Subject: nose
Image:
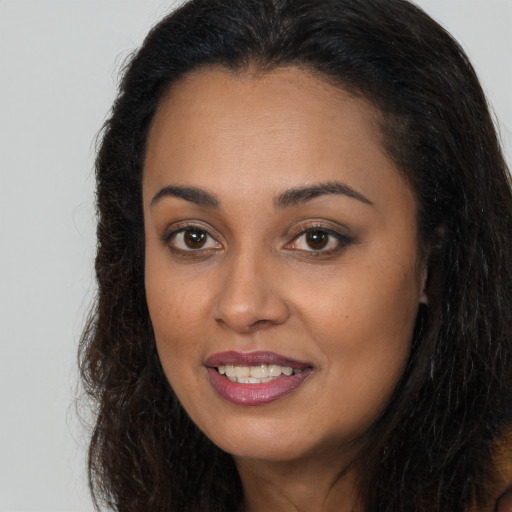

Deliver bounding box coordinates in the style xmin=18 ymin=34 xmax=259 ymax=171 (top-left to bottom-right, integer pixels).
xmin=213 ymin=251 xmax=290 ymax=333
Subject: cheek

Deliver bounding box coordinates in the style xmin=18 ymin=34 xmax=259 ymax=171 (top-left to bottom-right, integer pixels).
xmin=145 ymin=232 xmax=208 ymax=331
xmin=148 ymin=284 xmax=199 ymax=335
xmin=293 ymin=258 xmax=420 ymax=341
xmin=145 ymin=259 xmax=206 ymax=375
xmin=146 ymin=283 xmax=211 ymax=430
xmin=291 ymin=258 xmax=420 ymax=398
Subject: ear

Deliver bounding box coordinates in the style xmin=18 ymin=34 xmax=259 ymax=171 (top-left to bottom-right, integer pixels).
xmin=419 ymin=264 xmax=428 ymax=305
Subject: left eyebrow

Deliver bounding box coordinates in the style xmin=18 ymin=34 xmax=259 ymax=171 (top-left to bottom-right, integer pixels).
xmin=274 ymin=181 xmax=373 ymax=209
xmin=150 ymin=185 xmax=220 ymax=208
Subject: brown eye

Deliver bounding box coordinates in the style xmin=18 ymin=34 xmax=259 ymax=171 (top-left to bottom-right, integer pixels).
xmin=167 ymin=226 xmax=221 ymax=253
xmin=285 ymin=226 xmax=351 ymax=255
xmin=305 ymin=230 xmax=329 ymax=250
xmin=184 ymin=229 xmax=207 ymax=249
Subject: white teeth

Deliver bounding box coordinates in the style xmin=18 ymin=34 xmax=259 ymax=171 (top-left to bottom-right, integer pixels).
xmin=225 ymin=365 xmax=236 ymax=378
xmin=216 ymin=364 xmax=304 ymax=382
xmin=250 ymin=365 xmax=268 ymax=378
xmin=227 ymin=375 xmax=269 ymax=383
xmin=234 ymin=366 xmax=250 ymax=378
xmin=268 ymin=364 xmax=281 ymax=377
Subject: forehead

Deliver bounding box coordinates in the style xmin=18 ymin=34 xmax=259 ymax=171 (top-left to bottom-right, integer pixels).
xmin=143 ymin=66 xmax=411 ymax=213
xmin=150 ymin=66 xmax=383 ymax=149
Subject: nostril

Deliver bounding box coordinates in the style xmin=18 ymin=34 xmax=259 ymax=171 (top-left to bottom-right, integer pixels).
xmin=248 ymin=319 xmax=273 ymax=330
xmin=215 ymin=316 xmax=276 ymax=333
xmin=212 ymin=263 xmax=291 ymax=332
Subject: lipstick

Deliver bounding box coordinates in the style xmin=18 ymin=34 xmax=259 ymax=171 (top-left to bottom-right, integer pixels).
xmin=205 ymin=351 xmax=312 ymax=406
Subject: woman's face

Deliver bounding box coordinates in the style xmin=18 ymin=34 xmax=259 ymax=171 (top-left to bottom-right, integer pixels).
xmin=143 ymin=67 xmax=426 ymax=465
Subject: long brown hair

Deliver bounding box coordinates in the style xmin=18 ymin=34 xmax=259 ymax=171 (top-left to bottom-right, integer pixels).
xmin=80 ymin=1 xmax=512 ymax=510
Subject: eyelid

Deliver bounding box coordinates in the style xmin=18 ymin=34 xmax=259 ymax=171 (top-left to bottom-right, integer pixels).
xmin=286 ymin=219 xmax=352 ymax=240
xmin=161 ymin=219 xmax=352 ymax=257
xmin=284 ymin=220 xmax=353 ymax=255
xmin=162 ymin=221 xmax=223 ymax=253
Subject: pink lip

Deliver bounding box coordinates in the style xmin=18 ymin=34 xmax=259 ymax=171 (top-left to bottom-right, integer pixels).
xmin=205 ymin=351 xmax=312 ymax=406
xmin=205 ymin=350 xmax=310 ymax=369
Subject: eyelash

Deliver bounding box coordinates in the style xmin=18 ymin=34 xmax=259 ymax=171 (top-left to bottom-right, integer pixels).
xmin=163 ymin=223 xmax=221 ymax=257
xmin=162 ymin=223 xmax=352 ymax=258
xmin=285 ymin=224 xmax=352 ymax=257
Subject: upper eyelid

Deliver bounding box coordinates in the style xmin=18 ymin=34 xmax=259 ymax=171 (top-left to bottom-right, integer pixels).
xmin=286 ymin=219 xmax=352 ymax=238
xmin=161 ymin=219 xmax=352 ymax=247
xmin=285 ymin=223 xmax=354 ymax=255
xmin=163 ymin=225 xmax=222 ymax=254
xmin=162 ymin=221 xmax=218 ymax=242
xmin=288 ymin=227 xmax=351 ymax=248
xmin=292 ymin=226 xmax=346 ymax=239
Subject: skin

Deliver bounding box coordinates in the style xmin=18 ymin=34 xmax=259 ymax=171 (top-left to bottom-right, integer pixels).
xmin=498 ymin=490 xmax=512 ymax=512
xmin=143 ymin=66 xmax=428 ymax=512
xmin=494 ymin=428 xmax=512 ymax=512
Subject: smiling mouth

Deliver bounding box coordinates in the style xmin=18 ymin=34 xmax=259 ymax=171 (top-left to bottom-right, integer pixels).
xmin=217 ymin=364 xmax=305 ymax=383
xmin=205 ymin=351 xmax=313 ymax=405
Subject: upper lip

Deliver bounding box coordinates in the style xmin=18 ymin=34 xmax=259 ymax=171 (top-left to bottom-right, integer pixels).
xmin=205 ymin=350 xmax=311 ymax=370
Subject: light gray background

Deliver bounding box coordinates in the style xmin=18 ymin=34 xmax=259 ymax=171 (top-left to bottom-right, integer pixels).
xmin=0 ymin=1 xmax=510 ymax=510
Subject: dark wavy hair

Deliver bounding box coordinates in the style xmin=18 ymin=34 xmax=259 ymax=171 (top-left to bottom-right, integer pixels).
xmin=79 ymin=0 xmax=512 ymax=510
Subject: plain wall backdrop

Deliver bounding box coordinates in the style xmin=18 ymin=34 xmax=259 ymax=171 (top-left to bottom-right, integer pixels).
xmin=0 ymin=1 xmax=510 ymax=510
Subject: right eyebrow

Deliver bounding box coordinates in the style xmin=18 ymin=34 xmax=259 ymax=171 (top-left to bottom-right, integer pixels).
xmin=274 ymin=180 xmax=373 ymax=209
xmin=150 ymin=185 xmax=220 ymax=208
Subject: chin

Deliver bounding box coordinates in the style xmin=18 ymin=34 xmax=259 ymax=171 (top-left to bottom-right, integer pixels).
xmin=196 ymin=410 xmax=361 ymax=466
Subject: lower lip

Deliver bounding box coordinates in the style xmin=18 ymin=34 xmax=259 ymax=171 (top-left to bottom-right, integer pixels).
xmin=206 ymin=367 xmax=312 ymax=406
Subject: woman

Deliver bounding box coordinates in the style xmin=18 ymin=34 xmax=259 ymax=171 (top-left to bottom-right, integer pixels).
xmin=80 ymin=0 xmax=512 ymax=510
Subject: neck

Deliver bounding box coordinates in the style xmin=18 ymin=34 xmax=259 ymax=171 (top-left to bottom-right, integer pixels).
xmin=235 ymin=454 xmax=363 ymax=512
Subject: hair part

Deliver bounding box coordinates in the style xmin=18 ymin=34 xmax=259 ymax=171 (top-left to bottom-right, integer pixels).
xmin=80 ymin=1 xmax=512 ymax=510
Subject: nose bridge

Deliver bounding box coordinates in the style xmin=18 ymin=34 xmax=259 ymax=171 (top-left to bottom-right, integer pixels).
xmin=213 ymin=244 xmax=289 ymax=332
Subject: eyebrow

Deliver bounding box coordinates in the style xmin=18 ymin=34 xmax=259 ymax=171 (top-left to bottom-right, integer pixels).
xmin=274 ymin=181 xmax=373 ymax=209
xmin=150 ymin=180 xmax=373 ymax=210
xmin=151 ymin=185 xmax=220 ymax=208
